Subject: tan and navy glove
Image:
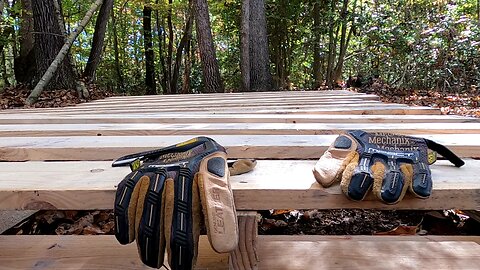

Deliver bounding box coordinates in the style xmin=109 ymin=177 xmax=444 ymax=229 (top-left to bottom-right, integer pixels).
xmin=313 ymin=130 xmax=464 ymax=204
xmin=112 ymin=137 xmax=254 ymax=269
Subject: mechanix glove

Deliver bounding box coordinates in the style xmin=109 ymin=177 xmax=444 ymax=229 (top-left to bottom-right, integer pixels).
xmin=112 ymin=137 xmax=251 ymax=269
xmin=313 ymin=130 xmax=464 ymax=204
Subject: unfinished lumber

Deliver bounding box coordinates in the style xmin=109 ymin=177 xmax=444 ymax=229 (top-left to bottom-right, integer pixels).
xmin=0 ymin=113 xmax=476 ymax=125
xmin=0 ymin=104 xmax=439 ymax=116
xmin=0 ymin=122 xmax=477 ymax=137
xmin=0 ymin=159 xmax=477 ymax=210
xmin=0 ymin=235 xmax=478 ymax=270
xmin=1 ymin=134 xmax=479 ymax=161
xmin=0 ymin=235 xmax=228 ymax=270
xmin=256 ymin=239 xmax=480 ymax=269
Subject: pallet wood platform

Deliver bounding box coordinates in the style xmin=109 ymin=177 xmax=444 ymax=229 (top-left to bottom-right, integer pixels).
xmin=1 ymin=90 xmax=479 ymax=269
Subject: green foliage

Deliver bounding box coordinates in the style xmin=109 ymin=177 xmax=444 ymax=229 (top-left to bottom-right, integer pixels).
xmin=2 ymin=0 xmax=479 ymax=93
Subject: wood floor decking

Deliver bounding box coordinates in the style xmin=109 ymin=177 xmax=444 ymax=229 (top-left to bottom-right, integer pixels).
xmin=0 ymin=90 xmax=479 ymax=269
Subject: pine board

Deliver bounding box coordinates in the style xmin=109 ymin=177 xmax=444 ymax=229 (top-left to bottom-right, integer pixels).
xmin=0 ymin=113 xmax=475 ymax=125
xmin=0 ymin=159 xmax=478 ymax=210
xmin=0 ymin=122 xmax=477 ymax=137
xmin=0 ymin=235 xmax=478 ymax=270
xmin=1 ymin=104 xmax=439 ymax=115
xmin=0 ymin=134 xmax=478 ymax=161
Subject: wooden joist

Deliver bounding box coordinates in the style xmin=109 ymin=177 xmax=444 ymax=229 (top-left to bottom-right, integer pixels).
xmin=0 ymin=235 xmax=478 ymax=270
xmin=0 ymin=159 xmax=477 ymax=211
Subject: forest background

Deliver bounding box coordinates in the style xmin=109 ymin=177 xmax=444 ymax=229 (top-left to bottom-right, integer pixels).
xmin=0 ymin=0 xmax=479 ymax=101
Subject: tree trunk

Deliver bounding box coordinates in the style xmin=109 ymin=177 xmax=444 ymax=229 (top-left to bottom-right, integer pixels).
xmin=171 ymin=0 xmax=193 ymax=94
xmin=143 ymin=4 xmax=156 ymax=95
xmin=193 ymin=0 xmax=224 ymax=93
xmin=83 ymin=0 xmax=114 ymax=82
xmin=52 ymin=0 xmax=66 ymax=36
xmin=181 ymin=35 xmax=192 ymax=94
xmin=333 ymin=0 xmax=353 ymax=82
xmin=240 ymin=0 xmax=250 ymax=92
xmin=111 ymin=10 xmax=124 ymax=90
xmin=14 ymin=0 xmax=35 ymax=85
xmin=155 ymin=2 xmax=168 ymax=93
xmin=312 ymin=0 xmax=323 ymax=88
xmin=325 ymin=0 xmax=337 ymax=89
xmin=165 ymin=0 xmax=173 ymax=94
xmin=26 ymin=0 xmax=103 ymax=105
xmin=248 ymin=0 xmax=273 ymax=92
xmin=30 ymin=0 xmax=77 ymax=91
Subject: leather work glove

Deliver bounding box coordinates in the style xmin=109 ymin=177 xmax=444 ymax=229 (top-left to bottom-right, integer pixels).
xmin=313 ymin=130 xmax=464 ymax=204
xmin=112 ymin=137 xmax=255 ymax=269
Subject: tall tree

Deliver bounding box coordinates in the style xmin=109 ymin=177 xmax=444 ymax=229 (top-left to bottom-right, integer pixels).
xmin=241 ymin=0 xmax=273 ymax=92
xmin=30 ymin=0 xmax=77 ymax=90
xmin=26 ymin=0 xmax=103 ymax=105
xmin=240 ymin=0 xmax=250 ymax=92
xmin=111 ymin=10 xmax=124 ymax=90
xmin=193 ymin=0 xmax=224 ymax=93
xmin=333 ymin=0 xmax=356 ymax=82
xmin=325 ymin=0 xmax=338 ymax=88
xmin=171 ymin=0 xmax=193 ymax=94
xmin=83 ymin=0 xmax=114 ymax=82
xmin=312 ymin=0 xmax=325 ymax=88
xmin=13 ymin=0 xmax=34 ymax=85
xmin=143 ymin=3 xmax=156 ymax=95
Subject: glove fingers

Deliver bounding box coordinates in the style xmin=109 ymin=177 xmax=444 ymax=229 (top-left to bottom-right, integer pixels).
xmin=199 ymin=152 xmax=239 ymax=253
xmin=373 ymin=161 xmax=410 ymax=204
xmin=114 ymin=170 xmax=148 ymax=245
xmin=163 ymin=178 xmax=174 ymax=269
xmin=228 ymin=159 xmax=257 ymax=176
xmin=314 ymin=134 xmax=359 ymax=187
xmin=341 ymin=152 xmax=374 ymax=201
xmin=409 ymin=162 xmax=432 ymax=198
xmin=136 ymin=170 xmax=168 ymax=268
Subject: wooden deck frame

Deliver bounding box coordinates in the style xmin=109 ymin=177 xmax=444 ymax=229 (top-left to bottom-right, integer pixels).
xmin=1 ymin=90 xmax=479 ymax=269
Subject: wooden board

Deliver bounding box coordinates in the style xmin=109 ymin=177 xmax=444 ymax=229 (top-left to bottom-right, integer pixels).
xmin=0 ymin=235 xmax=478 ymax=270
xmin=1 ymin=134 xmax=479 ymax=161
xmin=0 ymin=113 xmax=475 ymax=125
xmin=0 ymin=235 xmax=228 ymax=270
xmin=0 ymin=122 xmax=478 ymax=137
xmin=0 ymin=159 xmax=478 ymax=210
xmin=257 ymin=239 xmax=480 ymax=270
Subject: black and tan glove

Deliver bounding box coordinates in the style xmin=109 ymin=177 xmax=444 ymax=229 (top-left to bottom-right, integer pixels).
xmin=112 ymin=137 xmax=255 ymax=269
xmin=313 ymin=130 xmax=464 ymax=204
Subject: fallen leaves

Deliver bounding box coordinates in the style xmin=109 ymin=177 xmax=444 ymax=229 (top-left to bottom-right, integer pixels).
xmin=4 ymin=210 xmax=115 ymax=236
xmin=0 ymin=83 xmax=114 ymax=110
xmin=351 ymin=81 xmax=480 ymax=118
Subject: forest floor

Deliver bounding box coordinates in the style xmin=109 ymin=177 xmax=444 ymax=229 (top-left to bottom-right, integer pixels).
xmin=1 ymin=83 xmax=479 ymax=236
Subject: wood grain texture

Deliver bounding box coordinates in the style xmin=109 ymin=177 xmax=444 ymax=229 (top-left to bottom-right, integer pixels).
xmin=1 ymin=104 xmax=439 ymax=115
xmin=0 ymin=235 xmax=478 ymax=270
xmin=0 ymin=113 xmax=476 ymax=125
xmin=0 ymin=134 xmax=479 ymax=161
xmin=0 ymin=122 xmax=478 ymax=137
xmin=256 ymin=239 xmax=480 ymax=269
xmin=0 ymin=235 xmax=228 ymax=270
xmin=0 ymin=159 xmax=477 ymax=210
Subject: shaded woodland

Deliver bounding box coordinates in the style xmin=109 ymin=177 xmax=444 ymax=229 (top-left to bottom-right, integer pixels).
xmin=0 ymin=0 xmax=479 ymax=101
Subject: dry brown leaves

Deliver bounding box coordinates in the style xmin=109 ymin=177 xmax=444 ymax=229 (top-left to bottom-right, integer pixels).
xmin=5 ymin=210 xmax=115 ymax=235
xmin=0 ymin=83 xmax=114 ymax=110
xmin=352 ymin=81 xmax=480 ymax=118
